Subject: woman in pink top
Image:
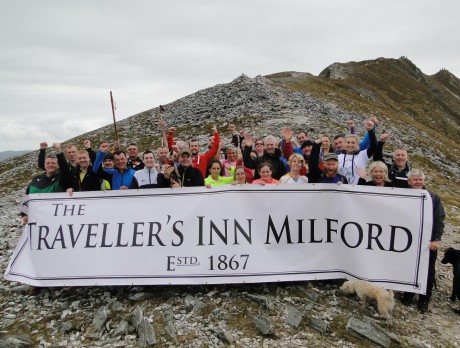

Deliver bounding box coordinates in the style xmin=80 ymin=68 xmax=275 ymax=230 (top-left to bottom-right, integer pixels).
xmin=252 ymin=162 xmax=279 ymax=186
xmin=222 ymin=146 xmax=239 ymax=176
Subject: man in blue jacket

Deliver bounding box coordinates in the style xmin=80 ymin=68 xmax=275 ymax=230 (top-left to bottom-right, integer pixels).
xmin=93 ymin=142 xmax=136 ymax=190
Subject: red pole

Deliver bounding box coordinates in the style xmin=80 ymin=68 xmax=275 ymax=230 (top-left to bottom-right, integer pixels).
xmin=110 ymin=91 xmax=119 ymax=144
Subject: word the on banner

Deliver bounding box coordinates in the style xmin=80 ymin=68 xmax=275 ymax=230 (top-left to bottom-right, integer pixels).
xmin=5 ymin=184 xmax=432 ymax=293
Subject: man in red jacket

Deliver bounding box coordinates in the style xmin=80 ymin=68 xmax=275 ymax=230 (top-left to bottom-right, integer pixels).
xmin=188 ymin=126 xmax=220 ymax=178
xmin=167 ymin=125 xmax=220 ymax=178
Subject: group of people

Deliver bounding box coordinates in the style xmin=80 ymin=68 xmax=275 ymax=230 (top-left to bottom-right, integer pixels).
xmin=24 ymin=115 xmax=445 ymax=314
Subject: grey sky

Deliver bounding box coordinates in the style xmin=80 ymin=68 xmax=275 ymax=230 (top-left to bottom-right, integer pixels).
xmin=1 ymin=0 xmax=458 ymax=152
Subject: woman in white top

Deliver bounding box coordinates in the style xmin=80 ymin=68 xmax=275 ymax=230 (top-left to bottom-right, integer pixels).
xmin=338 ymin=119 xmax=377 ymax=185
xmin=279 ymin=154 xmax=309 ymax=184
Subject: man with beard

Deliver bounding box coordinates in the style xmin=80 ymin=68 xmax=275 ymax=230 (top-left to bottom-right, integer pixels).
xmin=308 ymin=139 xmax=348 ymax=184
xmin=188 ymin=126 xmax=220 ymax=178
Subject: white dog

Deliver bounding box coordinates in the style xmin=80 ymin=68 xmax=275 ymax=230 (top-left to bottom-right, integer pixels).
xmin=341 ymin=280 xmax=395 ymax=320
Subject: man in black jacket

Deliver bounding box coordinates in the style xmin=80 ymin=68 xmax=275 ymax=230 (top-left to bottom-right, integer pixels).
xmin=38 ymin=140 xmax=96 ymax=171
xmin=402 ymin=169 xmax=445 ymax=313
xmin=56 ymin=144 xmax=102 ymax=195
xmin=373 ymin=134 xmax=411 ymax=188
xmin=308 ymin=141 xmax=348 ymax=184
xmin=126 ymin=142 xmax=145 ymax=171
xmin=162 ymin=149 xmax=204 ymax=187
xmin=243 ymin=134 xmax=287 ymax=180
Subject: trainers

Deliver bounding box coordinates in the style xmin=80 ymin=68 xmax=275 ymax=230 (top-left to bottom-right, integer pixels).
xmin=418 ymin=301 xmax=429 ymax=314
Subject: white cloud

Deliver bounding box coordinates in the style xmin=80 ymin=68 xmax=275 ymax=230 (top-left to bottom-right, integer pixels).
xmin=0 ymin=0 xmax=459 ymax=151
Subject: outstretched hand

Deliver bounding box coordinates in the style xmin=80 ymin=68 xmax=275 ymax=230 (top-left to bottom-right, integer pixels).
xmin=282 ymin=127 xmax=293 ymax=142
xmin=52 ymin=143 xmax=62 ymax=154
xmin=364 ymin=120 xmax=375 ymax=131
xmin=99 ymin=142 xmax=110 ymax=153
xmin=244 ymin=133 xmax=254 ymax=147
xmin=370 ymin=115 xmax=379 ymax=126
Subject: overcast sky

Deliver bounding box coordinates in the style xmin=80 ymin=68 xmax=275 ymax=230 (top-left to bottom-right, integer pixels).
xmin=0 ymin=0 xmax=458 ymax=152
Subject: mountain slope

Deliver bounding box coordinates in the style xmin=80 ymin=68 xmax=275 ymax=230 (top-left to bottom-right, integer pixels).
xmin=0 ymin=57 xmax=459 ymax=219
xmin=266 ymin=57 xmax=460 ymax=212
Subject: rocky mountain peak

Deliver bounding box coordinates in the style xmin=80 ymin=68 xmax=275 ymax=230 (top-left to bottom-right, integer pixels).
xmin=318 ymin=62 xmax=353 ymax=80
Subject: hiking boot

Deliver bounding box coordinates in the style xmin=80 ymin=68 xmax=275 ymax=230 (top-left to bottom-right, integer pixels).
xmin=401 ymin=293 xmax=414 ymax=306
xmin=418 ymin=300 xmax=429 ymax=314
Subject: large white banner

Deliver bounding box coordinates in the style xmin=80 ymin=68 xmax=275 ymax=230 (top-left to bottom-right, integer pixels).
xmin=5 ymin=184 xmax=433 ymax=293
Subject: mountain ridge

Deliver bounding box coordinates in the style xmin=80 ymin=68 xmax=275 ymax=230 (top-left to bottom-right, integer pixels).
xmin=0 ymin=56 xmax=459 ymax=219
xmin=0 ymin=150 xmax=30 ymax=161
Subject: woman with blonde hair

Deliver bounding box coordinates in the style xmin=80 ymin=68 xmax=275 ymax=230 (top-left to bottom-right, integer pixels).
xmin=222 ymin=146 xmax=239 ymax=176
xmin=357 ymin=161 xmax=393 ymax=187
xmin=279 ymin=154 xmax=308 ymax=184
xmin=320 ymin=135 xmax=333 ymax=158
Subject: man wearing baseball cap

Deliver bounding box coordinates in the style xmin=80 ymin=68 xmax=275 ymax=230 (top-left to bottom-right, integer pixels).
xmin=162 ymin=149 xmax=205 ymax=187
xmin=308 ymin=140 xmax=348 ymax=184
